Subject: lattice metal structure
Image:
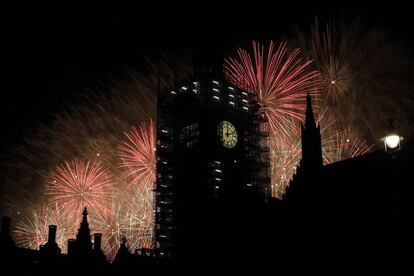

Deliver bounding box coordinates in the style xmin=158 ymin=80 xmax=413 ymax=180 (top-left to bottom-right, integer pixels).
xmin=154 ymin=75 xmax=270 ymax=258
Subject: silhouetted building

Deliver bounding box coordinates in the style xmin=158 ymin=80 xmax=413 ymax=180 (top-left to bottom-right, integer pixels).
xmin=112 ymin=238 xmax=132 ymax=266
xmin=39 ymin=225 xmax=61 ymax=257
xmin=92 ymin=233 xmax=106 ymax=263
xmin=0 ymin=217 xmax=15 ymax=250
xmin=281 ymin=93 xmax=414 ymax=275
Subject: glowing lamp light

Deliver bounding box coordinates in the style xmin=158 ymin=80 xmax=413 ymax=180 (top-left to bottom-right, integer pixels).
xmin=386 ymin=134 xmax=402 ymax=152
xmin=385 ymin=135 xmax=400 ymax=149
xmin=381 ymin=133 xmax=403 ymax=153
xmin=381 ymin=119 xmax=403 ymax=153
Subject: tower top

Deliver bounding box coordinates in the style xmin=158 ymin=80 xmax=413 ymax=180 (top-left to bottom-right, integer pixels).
xmin=304 ymin=92 xmax=317 ymax=130
xmin=82 ymin=207 xmax=88 ymax=218
xmin=193 ymin=49 xmax=224 ymax=79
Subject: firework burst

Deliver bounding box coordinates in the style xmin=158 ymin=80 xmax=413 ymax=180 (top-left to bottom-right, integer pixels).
xmin=296 ymin=17 xmax=352 ymax=103
xmin=118 ymin=120 xmax=156 ymax=189
xmin=224 ymin=40 xmax=320 ymax=138
xmin=293 ymin=16 xmax=414 ymax=141
xmin=46 ymin=159 xmax=114 ymax=218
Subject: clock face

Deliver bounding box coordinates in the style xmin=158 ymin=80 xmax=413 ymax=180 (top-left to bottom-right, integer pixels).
xmin=218 ymin=120 xmax=238 ymax=148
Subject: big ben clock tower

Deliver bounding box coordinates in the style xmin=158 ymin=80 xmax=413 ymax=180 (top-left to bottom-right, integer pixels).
xmin=154 ymin=64 xmax=271 ymax=260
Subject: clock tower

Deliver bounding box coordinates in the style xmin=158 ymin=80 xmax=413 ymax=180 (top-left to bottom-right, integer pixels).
xmin=154 ymin=69 xmax=271 ymax=260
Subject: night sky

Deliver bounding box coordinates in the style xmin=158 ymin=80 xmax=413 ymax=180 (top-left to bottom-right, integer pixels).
xmin=2 ymin=5 xmax=414 ymax=149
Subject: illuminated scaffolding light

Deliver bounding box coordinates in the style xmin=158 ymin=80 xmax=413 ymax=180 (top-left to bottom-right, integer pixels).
xmin=213 ymin=80 xmax=219 ymax=85
xmin=242 ymin=106 xmax=249 ymax=111
xmin=229 ymin=94 xmax=235 ymax=98
xmin=229 ymin=101 xmax=235 ymax=106
xmin=228 ymin=86 xmax=235 ymax=91
xmin=170 ymin=91 xmax=176 ymax=95
xmin=181 ymin=86 xmax=188 ymax=91
xmin=213 ymin=88 xmax=219 ymax=92
xmin=213 ymin=95 xmax=220 ymax=100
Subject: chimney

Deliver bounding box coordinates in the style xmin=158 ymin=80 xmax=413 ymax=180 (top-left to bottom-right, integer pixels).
xmin=94 ymin=233 xmax=102 ymax=251
xmin=1 ymin=217 xmax=11 ymax=237
xmin=67 ymin=239 xmax=76 ymax=256
xmin=48 ymin=225 xmax=57 ymax=244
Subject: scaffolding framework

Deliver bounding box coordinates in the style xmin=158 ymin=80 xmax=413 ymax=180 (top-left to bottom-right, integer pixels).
xmin=154 ymin=76 xmax=270 ymax=258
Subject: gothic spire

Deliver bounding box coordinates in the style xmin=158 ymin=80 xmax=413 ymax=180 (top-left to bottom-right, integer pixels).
xmin=300 ymin=92 xmax=323 ymax=170
xmin=304 ymin=92 xmax=317 ymax=130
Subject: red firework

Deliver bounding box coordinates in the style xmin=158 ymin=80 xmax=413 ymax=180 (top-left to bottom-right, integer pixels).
xmin=322 ymin=129 xmax=374 ymax=164
xmin=118 ymin=120 xmax=156 ymax=189
xmin=224 ymin=41 xmax=320 ymax=138
xmin=46 ymin=159 xmax=114 ymax=218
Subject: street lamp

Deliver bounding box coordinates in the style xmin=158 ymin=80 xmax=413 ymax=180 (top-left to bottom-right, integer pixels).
xmin=381 ymin=119 xmax=403 ymax=153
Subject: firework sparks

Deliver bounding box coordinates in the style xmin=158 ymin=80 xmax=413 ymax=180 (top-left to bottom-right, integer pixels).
xmin=224 ymin=40 xmax=320 ymax=138
xmin=118 ymin=120 xmax=156 ymax=189
xmin=14 ymin=203 xmax=75 ymax=252
xmin=46 ymin=159 xmax=114 ymax=217
xmin=91 ymin=187 xmax=154 ymax=261
xmin=323 ymin=129 xmax=374 ymax=164
xmin=297 ymin=18 xmax=352 ymax=103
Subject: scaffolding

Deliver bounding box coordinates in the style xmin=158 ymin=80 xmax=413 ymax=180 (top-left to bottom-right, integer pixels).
xmin=154 ymin=76 xmax=271 ymax=258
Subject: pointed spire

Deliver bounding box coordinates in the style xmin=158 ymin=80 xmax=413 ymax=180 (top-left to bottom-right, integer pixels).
xmin=304 ymin=92 xmax=317 ymax=129
xmin=76 ymin=207 xmax=92 ymax=254
xmin=82 ymin=207 xmax=88 ymax=223
xmin=300 ymin=92 xmax=323 ymax=171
